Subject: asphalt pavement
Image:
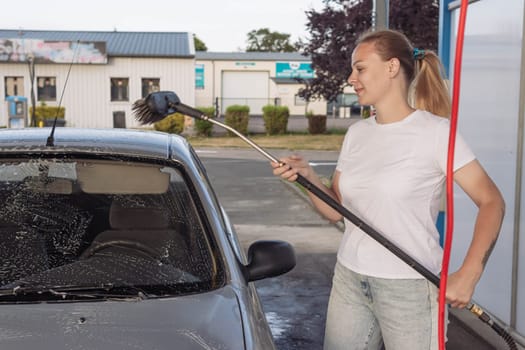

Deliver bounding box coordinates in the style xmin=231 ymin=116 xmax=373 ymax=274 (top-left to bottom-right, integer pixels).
xmin=198 ymin=115 xmax=521 ymax=349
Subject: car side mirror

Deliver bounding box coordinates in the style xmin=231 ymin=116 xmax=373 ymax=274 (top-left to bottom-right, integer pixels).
xmin=244 ymin=240 xmax=296 ymax=282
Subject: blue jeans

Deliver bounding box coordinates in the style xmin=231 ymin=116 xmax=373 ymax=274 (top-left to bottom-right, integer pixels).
xmin=324 ymin=262 xmax=446 ymax=350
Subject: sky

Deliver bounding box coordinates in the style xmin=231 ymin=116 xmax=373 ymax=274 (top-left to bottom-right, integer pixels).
xmin=0 ymin=0 xmax=326 ymax=52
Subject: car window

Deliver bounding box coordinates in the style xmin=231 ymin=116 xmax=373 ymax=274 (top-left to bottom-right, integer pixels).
xmin=188 ymin=147 xmax=245 ymax=262
xmin=0 ymin=158 xmax=224 ymax=300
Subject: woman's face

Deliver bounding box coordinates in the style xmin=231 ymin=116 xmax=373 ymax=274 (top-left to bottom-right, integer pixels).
xmin=348 ymin=42 xmax=392 ymax=106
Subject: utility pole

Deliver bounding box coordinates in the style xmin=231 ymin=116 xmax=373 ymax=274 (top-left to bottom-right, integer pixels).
xmin=27 ymin=55 xmax=37 ymax=127
xmin=372 ymin=0 xmax=389 ymax=30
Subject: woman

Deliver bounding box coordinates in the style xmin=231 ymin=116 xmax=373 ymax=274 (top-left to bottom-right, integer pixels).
xmin=272 ymin=29 xmax=505 ymax=349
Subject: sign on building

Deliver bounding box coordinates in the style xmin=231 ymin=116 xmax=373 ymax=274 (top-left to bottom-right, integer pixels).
xmin=275 ymin=62 xmax=314 ymax=79
xmin=195 ymin=64 xmax=204 ymax=89
xmin=0 ymin=39 xmax=107 ymax=64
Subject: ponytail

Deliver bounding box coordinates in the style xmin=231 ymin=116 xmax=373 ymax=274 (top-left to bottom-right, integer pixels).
xmin=411 ymin=51 xmax=451 ymax=118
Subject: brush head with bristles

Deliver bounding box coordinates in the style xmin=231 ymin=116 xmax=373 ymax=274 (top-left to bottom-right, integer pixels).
xmin=132 ymin=91 xmax=181 ymax=125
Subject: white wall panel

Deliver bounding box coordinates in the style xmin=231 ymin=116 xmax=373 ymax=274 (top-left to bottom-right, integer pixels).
xmin=449 ymin=0 xmax=524 ymax=333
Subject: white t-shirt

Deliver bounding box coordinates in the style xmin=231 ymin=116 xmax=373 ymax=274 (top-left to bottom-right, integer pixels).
xmin=335 ymin=110 xmax=476 ymax=279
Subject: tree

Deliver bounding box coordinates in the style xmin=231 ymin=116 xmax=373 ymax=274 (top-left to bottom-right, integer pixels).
xmin=246 ymin=28 xmax=297 ymax=52
xmin=389 ymin=0 xmax=439 ymax=49
xmin=299 ymin=0 xmax=439 ymax=102
xmin=193 ymin=34 xmax=207 ymax=51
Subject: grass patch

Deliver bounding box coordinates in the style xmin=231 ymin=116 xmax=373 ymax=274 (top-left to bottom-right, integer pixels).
xmin=186 ymin=133 xmax=344 ymax=151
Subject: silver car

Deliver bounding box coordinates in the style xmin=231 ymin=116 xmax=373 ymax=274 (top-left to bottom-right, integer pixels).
xmin=0 ymin=127 xmax=295 ymax=350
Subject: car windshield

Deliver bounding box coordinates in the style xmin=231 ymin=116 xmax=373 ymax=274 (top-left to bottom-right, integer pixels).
xmin=0 ymin=158 xmax=224 ymax=302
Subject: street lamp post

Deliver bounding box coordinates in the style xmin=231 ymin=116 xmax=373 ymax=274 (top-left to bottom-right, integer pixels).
xmin=27 ymin=55 xmax=37 ymax=127
xmin=372 ymin=0 xmax=389 ymax=30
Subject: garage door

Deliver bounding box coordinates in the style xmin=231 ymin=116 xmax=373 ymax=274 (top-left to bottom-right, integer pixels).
xmin=221 ymin=71 xmax=269 ymax=115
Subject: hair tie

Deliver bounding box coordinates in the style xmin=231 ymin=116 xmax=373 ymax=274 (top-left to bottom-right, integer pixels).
xmin=413 ymin=48 xmax=425 ymax=60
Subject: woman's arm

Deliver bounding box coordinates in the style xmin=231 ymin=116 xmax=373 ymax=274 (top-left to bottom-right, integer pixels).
xmin=446 ymin=159 xmax=505 ymax=308
xmin=271 ymin=155 xmax=343 ymax=223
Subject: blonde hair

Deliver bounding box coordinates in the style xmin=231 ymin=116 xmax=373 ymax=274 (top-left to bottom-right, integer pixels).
xmin=356 ymin=29 xmax=451 ymax=118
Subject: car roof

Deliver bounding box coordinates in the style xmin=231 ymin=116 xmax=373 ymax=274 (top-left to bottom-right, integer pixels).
xmin=0 ymin=128 xmax=192 ymax=161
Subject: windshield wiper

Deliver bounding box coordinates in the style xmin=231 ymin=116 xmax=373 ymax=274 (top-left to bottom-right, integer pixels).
xmin=0 ymin=283 xmax=150 ymax=300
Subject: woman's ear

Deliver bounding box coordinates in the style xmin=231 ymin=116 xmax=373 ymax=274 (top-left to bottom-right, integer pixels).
xmin=388 ymin=58 xmax=401 ymax=77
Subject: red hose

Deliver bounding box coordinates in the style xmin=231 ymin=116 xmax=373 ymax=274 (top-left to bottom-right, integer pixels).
xmin=439 ymin=1 xmax=469 ymax=349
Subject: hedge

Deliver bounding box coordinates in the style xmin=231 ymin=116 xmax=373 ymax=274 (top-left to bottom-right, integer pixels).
xmin=262 ymin=105 xmax=289 ymax=135
xmin=306 ymin=112 xmax=327 ymax=135
xmin=153 ymin=112 xmax=185 ymax=134
xmin=224 ymin=105 xmax=249 ymax=136
xmin=29 ymin=104 xmax=65 ymax=125
xmin=194 ymin=107 xmax=215 ymax=136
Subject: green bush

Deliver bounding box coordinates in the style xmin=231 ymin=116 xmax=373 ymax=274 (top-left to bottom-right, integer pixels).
xmin=307 ymin=113 xmax=327 ymax=135
xmin=194 ymin=107 xmax=215 ymax=137
xmin=153 ymin=112 xmax=185 ymax=134
xmin=29 ymin=102 xmax=65 ymax=125
xmin=262 ymin=105 xmax=289 ymax=135
xmin=362 ymin=106 xmax=372 ymax=119
xmin=224 ymin=105 xmax=249 ymax=136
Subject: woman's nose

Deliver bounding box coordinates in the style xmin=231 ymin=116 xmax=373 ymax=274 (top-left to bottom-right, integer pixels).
xmin=347 ymin=73 xmax=357 ymax=86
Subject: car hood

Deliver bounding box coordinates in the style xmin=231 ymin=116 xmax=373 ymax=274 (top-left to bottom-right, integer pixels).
xmin=0 ymin=286 xmax=245 ymax=350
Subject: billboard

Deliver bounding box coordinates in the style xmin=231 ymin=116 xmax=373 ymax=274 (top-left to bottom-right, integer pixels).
xmin=0 ymin=39 xmax=107 ymax=64
xmin=275 ymin=62 xmax=314 ymax=79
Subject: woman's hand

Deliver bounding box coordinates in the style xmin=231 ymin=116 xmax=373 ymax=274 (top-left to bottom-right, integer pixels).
xmin=444 ymin=267 xmax=480 ymax=308
xmin=271 ymin=154 xmax=312 ymax=182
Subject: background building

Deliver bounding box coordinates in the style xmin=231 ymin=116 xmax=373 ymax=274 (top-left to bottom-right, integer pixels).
xmin=195 ymin=51 xmax=327 ymax=116
xmin=1 ymin=30 xmax=345 ymax=129
xmin=0 ymin=30 xmax=196 ymax=128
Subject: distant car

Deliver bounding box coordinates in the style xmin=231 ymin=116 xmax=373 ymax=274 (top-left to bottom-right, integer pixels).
xmin=0 ymin=127 xmax=295 ymax=349
xmin=349 ymin=101 xmax=363 ymax=115
xmin=348 ymin=101 xmax=374 ymax=118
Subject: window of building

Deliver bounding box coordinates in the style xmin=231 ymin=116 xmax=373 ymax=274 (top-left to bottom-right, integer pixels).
xmin=37 ymin=77 xmax=57 ymax=101
xmin=142 ymin=78 xmax=160 ymax=98
xmin=113 ymin=111 xmax=126 ymax=128
xmin=110 ymin=78 xmax=129 ymax=102
xmin=141 ymin=78 xmax=160 ymax=98
xmin=294 ymin=94 xmax=307 ymax=106
xmin=5 ymin=76 xmax=24 ymax=98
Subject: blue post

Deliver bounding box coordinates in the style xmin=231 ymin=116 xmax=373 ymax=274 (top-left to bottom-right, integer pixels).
xmin=438 ymin=0 xmax=453 ymax=76
xmin=437 ymin=0 xmax=453 ymax=246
